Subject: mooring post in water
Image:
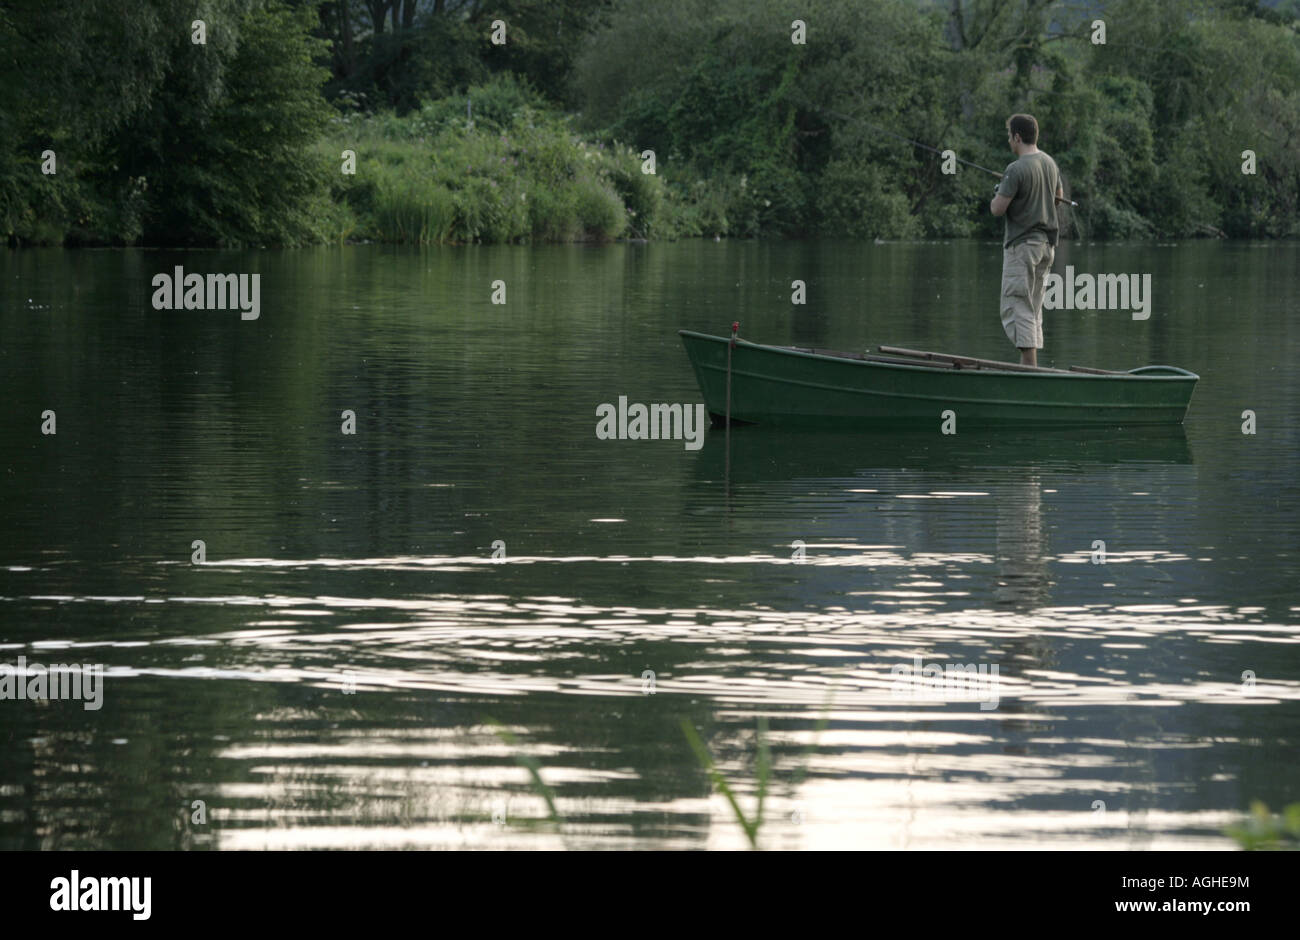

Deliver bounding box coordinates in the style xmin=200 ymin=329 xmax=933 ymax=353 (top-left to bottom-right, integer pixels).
xmin=725 ymin=321 xmax=738 ymax=488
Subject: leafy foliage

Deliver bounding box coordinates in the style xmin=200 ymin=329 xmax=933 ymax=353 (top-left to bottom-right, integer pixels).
xmin=322 ymin=74 xmax=653 ymax=244
xmin=1225 ymin=801 xmax=1300 ymax=850
xmin=4 ymin=0 xmax=1298 ymax=245
xmin=572 ymin=0 xmax=1300 ymax=240
xmin=2 ymin=0 xmax=334 ymax=247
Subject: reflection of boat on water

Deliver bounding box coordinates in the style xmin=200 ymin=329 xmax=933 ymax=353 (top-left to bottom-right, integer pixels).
xmin=692 ymin=424 xmax=1192 ymax=484
xmin=688 ymin=424 xmax=1193 ymax=620
xmin=680 ymin=330 xmax=1199 ymax=428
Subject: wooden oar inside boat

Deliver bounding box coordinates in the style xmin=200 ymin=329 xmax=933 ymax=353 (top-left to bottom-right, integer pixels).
xmin=791 ymin=346 xmax=969 ymax=370
xmin=878 ymin=345 xmax=1126 ymax=375
xmin=879 ymin=345 xmax=1072 ymax=374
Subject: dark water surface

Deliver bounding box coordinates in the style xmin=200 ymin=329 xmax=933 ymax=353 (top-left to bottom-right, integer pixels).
xmin=1 ymin=240 xmax=1297 ymax=849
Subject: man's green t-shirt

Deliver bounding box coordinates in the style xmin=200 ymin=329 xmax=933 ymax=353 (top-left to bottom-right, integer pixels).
xmin=996 ymin=151 xmax=1061 ymax=249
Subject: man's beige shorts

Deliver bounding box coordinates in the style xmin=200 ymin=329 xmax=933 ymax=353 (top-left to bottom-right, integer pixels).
xmin=1001 ymin=236 xmax=1054 ymax=349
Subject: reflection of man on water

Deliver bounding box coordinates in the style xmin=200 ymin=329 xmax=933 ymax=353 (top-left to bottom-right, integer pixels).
xmin=994 ymin=475 xmax=1050 ymax=609
xmin=989 ymin=114 xmax=1063 ymax=368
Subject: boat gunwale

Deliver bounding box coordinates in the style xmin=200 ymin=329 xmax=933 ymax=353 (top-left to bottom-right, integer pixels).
xmin=677 ymin=330 xmax=1200 ymax=382
xmin=695 ymin=361 xmax=1190 ymax=411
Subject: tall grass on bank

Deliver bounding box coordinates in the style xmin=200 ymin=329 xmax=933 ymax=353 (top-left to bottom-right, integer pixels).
xmin=320 ymin=75 xmax=680 ymax=245
xmin=371 ymin=170 xmax=456 ymax=245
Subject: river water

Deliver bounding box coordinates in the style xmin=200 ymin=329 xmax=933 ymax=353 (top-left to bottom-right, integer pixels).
xmin=1 ymin=239 xmax=1297 ymax=848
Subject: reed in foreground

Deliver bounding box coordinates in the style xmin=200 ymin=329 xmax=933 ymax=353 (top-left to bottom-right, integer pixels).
xmin=680 ymin=690 xmax=833 ymax=849
xmin=484 ymin=717 xmax=564 ymax=831
xmin=1225 ymin=801 xmax=1300 ymax=850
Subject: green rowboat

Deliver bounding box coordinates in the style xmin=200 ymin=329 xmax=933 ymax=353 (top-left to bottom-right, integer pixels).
xmin=679 ymin=329 xmax=1198 ymax=428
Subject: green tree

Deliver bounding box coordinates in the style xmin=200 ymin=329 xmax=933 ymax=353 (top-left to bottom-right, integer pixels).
xmin=1 ymin=0 xmax=336 ymax=246
xmin=0 ymin=1 xmax=172 ymax=242
xmin=114 ymin=1 xmax=335 ymax=246
xmin=315 ymin=0 xmax=614 ymax=113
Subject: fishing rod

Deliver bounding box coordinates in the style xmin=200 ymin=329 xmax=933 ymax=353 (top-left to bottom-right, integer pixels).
xmin=809 ymin=103 xmax=1079 ymax=207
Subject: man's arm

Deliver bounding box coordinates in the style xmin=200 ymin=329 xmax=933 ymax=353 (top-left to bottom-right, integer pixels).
xmin=991 ymin=166 xmax=1016 ymax=216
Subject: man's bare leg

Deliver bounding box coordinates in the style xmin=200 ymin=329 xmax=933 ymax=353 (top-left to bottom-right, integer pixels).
xmin=1019 ymin=347 xmax=1037 ymax=367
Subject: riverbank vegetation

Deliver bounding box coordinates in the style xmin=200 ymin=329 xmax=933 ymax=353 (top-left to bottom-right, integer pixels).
xmin=316 ymin=75 xmax=697 ymax=243
xmin=2 ymin=0 xmax=1298 ymax=247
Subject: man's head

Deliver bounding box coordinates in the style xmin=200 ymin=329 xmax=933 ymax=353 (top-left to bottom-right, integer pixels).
xmin=1006 ymin=114 xmax=1039 ymax=154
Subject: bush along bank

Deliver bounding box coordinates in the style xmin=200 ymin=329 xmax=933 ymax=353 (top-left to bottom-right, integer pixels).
xmin=321 ymin=76 xmax=699 ymax=245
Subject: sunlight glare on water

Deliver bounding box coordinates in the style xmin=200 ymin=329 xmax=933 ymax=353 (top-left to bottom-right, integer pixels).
xmin=1 ymin=241 xmax=1297 ymax=849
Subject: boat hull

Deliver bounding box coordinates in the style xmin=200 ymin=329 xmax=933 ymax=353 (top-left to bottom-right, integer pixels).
xmin=679 ymin=330 xmax=1198 ymax=428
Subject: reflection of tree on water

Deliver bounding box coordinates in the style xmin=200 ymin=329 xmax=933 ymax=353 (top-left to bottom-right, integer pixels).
xmin=994 ymin=474 xmax=1052 ymax=610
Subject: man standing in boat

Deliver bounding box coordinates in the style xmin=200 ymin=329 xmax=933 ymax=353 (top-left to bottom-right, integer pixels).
xmin=989 ymin=114 xmax=1063 ymax=367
